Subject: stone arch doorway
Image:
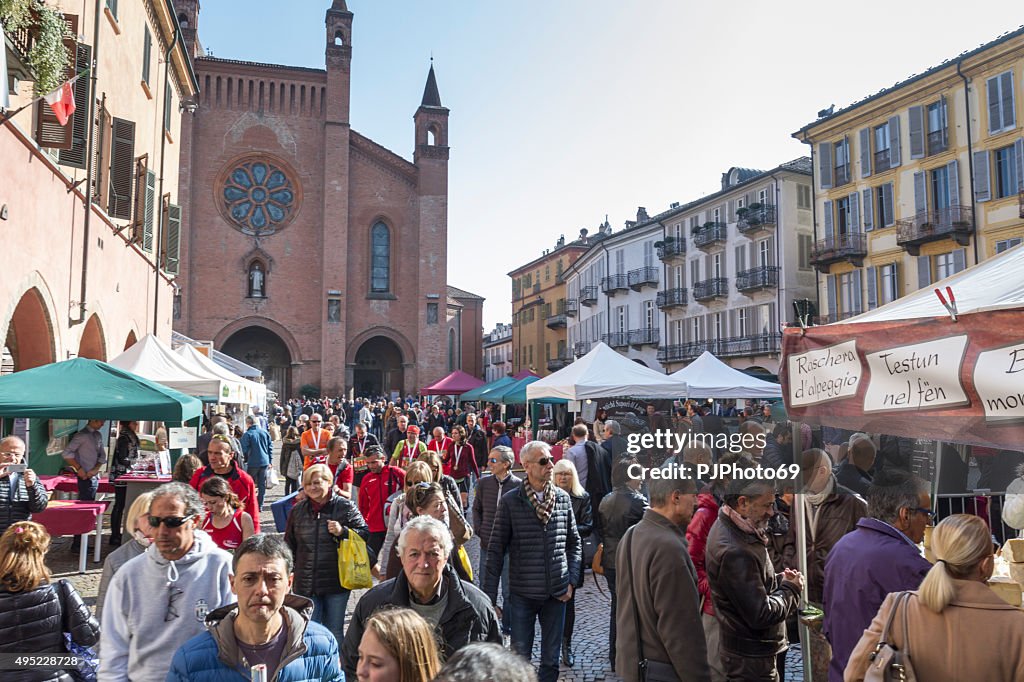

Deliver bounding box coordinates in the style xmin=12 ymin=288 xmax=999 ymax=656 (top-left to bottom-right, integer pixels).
xmin=353 ymin=336 xmax=404 ymax=399
xmin=3 ymin=288 xmax=55 ymax=371
xmin=221 ymin=326 xmax=292 ymax=396
xmin=77 ymin=314 xmax=106 ymax=361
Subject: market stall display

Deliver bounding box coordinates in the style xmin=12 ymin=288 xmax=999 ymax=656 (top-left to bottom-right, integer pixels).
xmin=33 ymin=499 xmax=110 ymax=573
xmin=527 ymin=342 xmax=688 ymax=401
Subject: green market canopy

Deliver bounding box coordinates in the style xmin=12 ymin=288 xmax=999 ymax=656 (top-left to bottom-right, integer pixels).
xmin=460 ymin=375 xmax=517 ymax=402
xmin=0 ymin=358 xmax=203 ymax=422
xmin=495 ymin=375 xmax=566 ymax=405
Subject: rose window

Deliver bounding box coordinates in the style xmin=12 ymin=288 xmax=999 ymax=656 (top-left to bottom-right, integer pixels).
xmin=220 ymin=158 xmax=299 ymax=235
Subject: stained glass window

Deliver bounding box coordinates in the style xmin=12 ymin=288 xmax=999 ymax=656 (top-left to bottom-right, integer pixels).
xmin=371 ymin=222 xmax=391 ymax=292
xmin=221 ymin=158 xmax=297 ymax=235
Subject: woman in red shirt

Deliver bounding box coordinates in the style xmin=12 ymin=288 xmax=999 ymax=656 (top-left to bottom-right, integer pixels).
xmin=199 ymin=475 xmax=255 ymax=551
xmin=443 ymin=425 xmax=479 ymax=511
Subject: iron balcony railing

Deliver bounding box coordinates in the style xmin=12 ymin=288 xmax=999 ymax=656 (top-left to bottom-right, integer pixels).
xmin=601 ymin=332 xmax=629 ymax=349
xmin=547 ymin=353 xmax=573 ymax=371
xmin=545 ymin=313 xmax=567 ymax=329
xmin=659 ymin=333 xmax=783 ymax=362
xmin=927 ymin=129 xmax=948 ymax=156
xmin=656 ymin=287 xmax=688 ymax=309
xmin=873 ymin=149 xmax=892 ymax=173
xmin=579 ymin=286 xmax=598 ymax=306
xmin=628 ymin=266 xmax=659 ymax=291
xmin=736 ymin=265 xmax=780 ymax=292
xmin=693 ymin=223 xmax=727 ymax=249
xmin=657 ymin=345 xmax=686 ymax=363
xmin=574 ymin=341 xmax=591 ymax=356
xmin=736 ymin=205 xmax=777 ymax=234
xmin=692 ymin=277 xmax=729 ymax=301
xmin=564 ymin=298 xmax=579 ymax=317
xmin=834 ymin=163 xmax=851 ymax=187
xmin=628 ymin=328 xmax=660 ymax=347
xmin=600 ymin=274 xmax=629 ymax=295
xmin=809 ymin=232 xmax=868 ymax=272
xmin=656 ymin=239 xmax=686 ymax=261
xmin=896 ymin=205 xmax=973 ymax=256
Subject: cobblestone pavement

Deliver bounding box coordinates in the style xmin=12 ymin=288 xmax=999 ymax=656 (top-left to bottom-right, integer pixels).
xmin=49 ymin=464 xmax=803 ymax=682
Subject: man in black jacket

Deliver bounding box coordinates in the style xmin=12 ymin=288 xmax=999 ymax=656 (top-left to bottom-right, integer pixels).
xmin=341 ymin=516 xmax=500 ymax=678
xmin=472 ymin=445 xmax=521 ymax=637
xmin=484 ymin=441 xmax=582 ymax=682
xmin=465 ymin=412 xmax=489 ymax=471
xmin=0 ymin=436 xmax=48 ymax=536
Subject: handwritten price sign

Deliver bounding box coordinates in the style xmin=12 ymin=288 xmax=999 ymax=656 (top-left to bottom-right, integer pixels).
xmin=863 ymin=335 xmax=969 ymax=413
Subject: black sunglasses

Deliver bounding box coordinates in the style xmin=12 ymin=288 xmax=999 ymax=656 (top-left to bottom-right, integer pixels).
xmin=531 ymin=456 xmax=554 ymax=466
xmin=149 ymin=515 xmax=195 ymax=528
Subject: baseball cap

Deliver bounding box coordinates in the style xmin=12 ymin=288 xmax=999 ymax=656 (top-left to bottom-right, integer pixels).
xmin=407 ymin=425 xmax=420 ymax=435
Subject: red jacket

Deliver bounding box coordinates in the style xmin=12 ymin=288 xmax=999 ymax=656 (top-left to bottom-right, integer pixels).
xmin=357 ymin=466 xmax=406 ymax=533
xmin=190 ymin=463 xmax=260 ymax=533
xmin=443 ymin=441 xmax=479 ymax=481
xmin=686 ymin=491 xmax=719 ymax=615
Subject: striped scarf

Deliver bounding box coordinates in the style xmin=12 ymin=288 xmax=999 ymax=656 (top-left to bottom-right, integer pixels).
xmin=524 ymin=479 xmax=556 ymax=526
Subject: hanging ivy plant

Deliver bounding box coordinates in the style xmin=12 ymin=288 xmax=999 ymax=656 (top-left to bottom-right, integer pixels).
xmin=26 ymin=4 xmax=72 ymax=96
xmin=0 ymin=0 xmax=35 ymax=32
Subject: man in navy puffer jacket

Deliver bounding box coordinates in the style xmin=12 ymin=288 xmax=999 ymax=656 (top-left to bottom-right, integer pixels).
xmin=166 ymin=534 xmax=342 ymax=682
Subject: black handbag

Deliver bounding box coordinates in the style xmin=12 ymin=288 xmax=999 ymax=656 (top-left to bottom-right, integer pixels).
xmin=623 ymin=530 xmax=679 ymax=682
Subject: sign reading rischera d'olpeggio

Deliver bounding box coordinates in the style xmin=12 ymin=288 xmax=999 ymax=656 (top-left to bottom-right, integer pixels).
xmin=863 ymin=335 xmax=969 ymax=413
xmin=788 ymin=340 xmax=862 ymax=407
xmin=973 ymin=342 xmax=1024 ymax=422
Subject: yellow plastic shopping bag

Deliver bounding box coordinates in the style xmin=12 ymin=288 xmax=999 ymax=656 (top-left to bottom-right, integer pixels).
xmin=457 ymin=545 xmax=474 ymax=581
xmin=338 ymin=528 xmax=373 ymax=590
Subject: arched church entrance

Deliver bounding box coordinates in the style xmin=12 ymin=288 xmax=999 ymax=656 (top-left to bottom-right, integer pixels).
xmin=3 ymin=288 xmax=55 ymax=372
xmin=353 ymin=336 xmax=404 ymax=399
xmin=221 ymin=326 xmax=292 ymax=396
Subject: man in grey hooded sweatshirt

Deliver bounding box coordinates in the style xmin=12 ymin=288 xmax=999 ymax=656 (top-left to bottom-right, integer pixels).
xmin=100 ymin=482 xmax=234 ymax=682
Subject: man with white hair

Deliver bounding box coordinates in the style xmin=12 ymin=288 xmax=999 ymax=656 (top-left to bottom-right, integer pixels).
xmin=0 ymin=435 xmax=48 ymax=536
xmin=485 ymin=441 xmax=582 ymax=682
xmin=340 ymin=516 xmax=500 ymax=678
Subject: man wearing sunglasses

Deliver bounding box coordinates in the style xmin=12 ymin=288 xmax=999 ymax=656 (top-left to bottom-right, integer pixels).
xmin=484 ymin=441 xmax=581 ymax=682
xmin=100 ymin=482 xmax=234 ymax=682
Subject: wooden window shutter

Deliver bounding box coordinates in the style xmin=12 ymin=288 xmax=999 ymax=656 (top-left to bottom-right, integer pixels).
xmin=862 ymin=188 xmax=874 ymax=231
xmin=142 ymin=26 xmax=152 ymax=85
xmin=1000 ymin=72 xmax=1016 ymax=131
xmin=988 ymin=76 xmax=1003 ymax=133
xmin=823 ymin=199 xmax=834 ymax=240
xmin=163 ymin=198 xmax=182 ymax=274
xmin=946 ymin=159 xmax=960 ymax=207
xmin=849 ymin=192 xmax=860 ymax=232
xmin=1015 ymin=138 xmax=1024 ymax=192
xmin=973 ymin=150 xmax=991 ymax=202
xmin=131 ymin=154 xmax=148 ymax=241
xmin=90 ymin=99 xmax=110 ymax=208
xmin=58 ymin=42 xmax=92 ymax=169
xmin=164 ymin=79 xmax=173 ymax=132
xmin=108 ymin=118 xmax=136 ymax=219
xmin=818 ymin=142 xmax=833 ymax=189
xmin=859 ymin=127 xmax=871 ymax=178
xmin=866 ymin=266 xmax=877 ymax=310
xmin=142 ymin=170 xmax=157 ymax=251
xmin=939 ymin=95 xmax=949 ymax=149
xmin=35 ymin=14 xmax=79 ymax=150
xmin=913 ymin=171 xmax=927 ymax=215
xmin=917 ymin=255 xmax=931 ymax=289
xmin=908 ymin=105 xmax=925 ymax=159
xmin=727 ymin=198 xmax=736 ymax=223
xmin=852 ymin=269 xmax=863 ymax=313
xmin=888 ymin=115 xmax=901 ymax=167
xmin=883 ymin=183 xmax=895 ymax=226
xmin=826 ymin=275 xmax=837 ymax=316
xmin=953 ymin=248 xmax=966 ymax=274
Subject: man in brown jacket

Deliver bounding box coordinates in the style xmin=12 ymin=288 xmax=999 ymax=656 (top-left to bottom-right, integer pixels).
xmin=616 ymin=469 xmax=710 ymax=682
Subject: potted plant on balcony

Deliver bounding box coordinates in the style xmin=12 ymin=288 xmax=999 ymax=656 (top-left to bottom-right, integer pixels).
xmin=1 ymin=0 xmax=73 ymax=96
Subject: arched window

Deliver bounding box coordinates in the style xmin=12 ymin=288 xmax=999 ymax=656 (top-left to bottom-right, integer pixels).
xmin=448 ymin=328 xmax=457 ymax=371
xmin=427 ymin=124 xmax=439 ymax=146
xmin=371 ymin=222 xmax=391 ymax=293
xmin=334 ymin=30 xmax=344 ymax=46
xmin=178 ymin=13 xmax=189 ymax=28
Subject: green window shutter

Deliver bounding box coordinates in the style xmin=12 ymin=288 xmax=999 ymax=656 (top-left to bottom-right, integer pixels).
xmin=108 ymin=118 xmax=136 ymax=219
xmin=164 ymin=79 xmax=173 ymax=132
xmin=58 ymin=43 xmax=93 ymax=169
xmin=164 ymin=202 xmax=182 ymax=274
xmin=131 ymin=154 xmax=148 ymax=241
xmin=142 ymin=26 xmax=151 ymax=85
xmin=142 ymin=169 xmax=156 ymax=251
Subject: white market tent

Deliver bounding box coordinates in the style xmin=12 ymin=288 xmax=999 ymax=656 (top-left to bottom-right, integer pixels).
xmin=175 ymin=344 xmax=267 ymax=406
xmin=109 ymin=334 xmax=226 ymax=400
xmin=526 ymin=342 xmax=688 ymax=401
xmin=669 ymin=350 xmax=782 ymax=399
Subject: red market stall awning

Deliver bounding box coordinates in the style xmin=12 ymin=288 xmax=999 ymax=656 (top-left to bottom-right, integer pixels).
xmin=781 ymin=243 xmax=1024 ymax=450
xmin=421 ymin=370 xmax=486 ymax=396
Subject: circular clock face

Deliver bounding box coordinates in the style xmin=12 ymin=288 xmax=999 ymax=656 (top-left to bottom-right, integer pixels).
xmin=218 ymin=155 xmax=301 ymax=236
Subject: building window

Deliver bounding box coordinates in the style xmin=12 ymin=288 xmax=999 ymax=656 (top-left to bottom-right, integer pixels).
xmin=834 ymin=138 xmax=851 ymax=185
xmin=691 ymin=317 xmax=701 ymax=342
xmin=142 ymin=25 xmax=152 ymax=86
xmin=797 ymin=185 xmax=812 ymax=210
xmin=798 ymin=234 xmax=812 ymax=271
xmin=839 ymin=272 xmax=861 ymax=315
xmin=758 ymin=239 xmax=771 ymax=267
xmin=995 ymin=145 xmax=1018 ymax=199
xmin=426 ymin=302 xmax=438 ymax=324
xmin=737 ymin=308 xmax=748 ymax=337
xmin=875 ymin=183 xmax=895 ymax=227
xmin=835 ymin=195 xmax=851 ymax=234
xmin=371 ymin=222 xmax=391 ymax=292
xmin=880 ymin=263 xmax=898 ymax=305
xmin=930 ymin=165 xmax=951 ymax=210
xmin=926 ymin=99 xmax=948 ymax=155
xmin=713 ymin=207 xmax=722 ymax=224
xmin=934 ymin=252 xmax=958 ymax=280
xmin=996 ymin=237 xmax=1022 ymax=253
xmin=873 ymin=123 xmax=891 ymax=171
xmin=644 ymin=300 xmax=655 ymax=329
xmin=545 ymin=265 xmax=550 ymax=282
xmin=987 ymin=71 xmax=1016 ymax=135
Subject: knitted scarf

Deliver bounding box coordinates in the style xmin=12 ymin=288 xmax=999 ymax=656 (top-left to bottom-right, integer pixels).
xmin=524 ymin=479 xmax=556 ymax=526
xmin=722 ymin=504 xmax=770 ymax=546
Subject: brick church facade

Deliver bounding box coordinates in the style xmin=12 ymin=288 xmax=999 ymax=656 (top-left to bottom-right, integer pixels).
xmin=174 ymin=0 xmax=458 ymax=398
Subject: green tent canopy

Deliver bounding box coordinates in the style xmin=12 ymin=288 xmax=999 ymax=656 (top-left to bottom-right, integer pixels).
xmin=460 ymin=376 xmax=517 ymax=402
xmin=496 ymin=376 xmax=567 ymax=405
xmin=0 ymin=358 xmax=203 ymax=422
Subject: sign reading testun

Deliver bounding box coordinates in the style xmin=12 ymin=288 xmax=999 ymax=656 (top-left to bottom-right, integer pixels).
xmin=974 ymin=342 xmax=1024 ymax=423
xmin=787 ymin=340 xmax=861 ymax=407
xmin=863 ymin=335 xmax=969 ymax=413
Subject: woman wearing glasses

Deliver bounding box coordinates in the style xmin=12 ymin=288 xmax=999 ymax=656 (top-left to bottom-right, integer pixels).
xmin=198 ymin=476 xmax=255 ymax=551
xmin=552 ymin=458 xmax=592 ymax=668
xmin=285 ymin=463 xmax=370 ymax=646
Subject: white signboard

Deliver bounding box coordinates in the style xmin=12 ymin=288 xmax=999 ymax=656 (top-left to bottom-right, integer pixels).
xmin=863 ymin=335 xmax=969 ymax=413
xmin=974 ymin=342 xmax=1024 ymax=422
xmin=787 ymin=340 xmax=862 ymax=407
xmin=168 ymin=427 xmax=197 ymax=449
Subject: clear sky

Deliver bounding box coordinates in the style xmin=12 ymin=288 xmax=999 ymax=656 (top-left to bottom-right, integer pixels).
xmin=195 ymin=0 xmax=1021 ymax=331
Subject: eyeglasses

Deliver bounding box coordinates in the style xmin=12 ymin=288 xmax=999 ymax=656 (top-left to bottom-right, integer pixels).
xmin=488 ymin=457 xmax=500 ymax=463
xmin=148 ymin=515 xmax=195 ymax=528
xmin=912 ymin=507 xmax=935 ymax=521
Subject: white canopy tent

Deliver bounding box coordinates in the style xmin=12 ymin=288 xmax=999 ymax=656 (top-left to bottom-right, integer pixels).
xmin=526 ymin=342 xmax=688 ymax=400
xmin=669 ymin=351 xmax=781 ymax=399
xmin=175 ymin=344 xmax=267 ymax=407
xmin=109 ymin=334 xmax=225 ymax=400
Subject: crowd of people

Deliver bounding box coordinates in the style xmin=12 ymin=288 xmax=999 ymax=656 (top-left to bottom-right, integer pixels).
xmin=3 ymin=396 xmax=1024 ymax=681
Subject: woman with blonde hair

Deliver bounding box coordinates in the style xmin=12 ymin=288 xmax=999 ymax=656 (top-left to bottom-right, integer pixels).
xmin=0 ymin=522 xmax=100 ymax=680
xmin=356 ymin=607 xmax=441 ymax=682
xmin=846 ymin=514 xmax=1024 ymax=681
xmin=552 ymin=458 xmax=592 ymax=667
xmin=376 ymin=461 xmax=435 ymax=579
xmin=97 ymin=491 xmax=154 ymax=620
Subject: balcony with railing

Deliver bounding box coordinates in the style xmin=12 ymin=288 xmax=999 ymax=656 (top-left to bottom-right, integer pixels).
xmin=4 ymin=21 xmax=35 ymax=82
xmin=628 ymin=266 xmax=659 ymax=291
xmin=579 ymin=285 xmax=598 ymax=307
xmin=809 ymin=232 xmax=868 ymax=273
xmin=927 ymin=129 xmax=948 ymax=156
xmin=574 ymin=341 xmax=592 ymax=356
xmin=545 ymin=313 xmax=567 ymax=329
xmin=564 ymin=298 xmax=579 ymax=317
xmin=601 ymin=332 xmax=629 ymax=349
xmin=659 ymin=333 xmax=782 ymax=362
xmin=834 ymin=163 xmax=851 ymax=187
xmin=600 ymin=274 xmax=629 ymax=295
xmin=692 ymin=277 xmax=729 ymax=302
xmin=736 ymin=205 xmax=777 ymax=234
xmin=736 ymin=265 xmax=780 ymax=293
xmin=628 ymin=328 xmax=660 ymax=348
xmin=656 ymin=287 xmax=687 ymax=310
xmin=693 ymin=223 xmax=728 ymax=250
xmin=656 ymin=238 xmax=686 ymax=262
xmin=547 ymin=351 xmax=573 ymax=372
xmin=873 ymin=149 xmax=891 ymax=173
xmin=657 ymin=345 xmax=686 ymax=364
xmin=896 ymin=205 xmax=973 ymax=256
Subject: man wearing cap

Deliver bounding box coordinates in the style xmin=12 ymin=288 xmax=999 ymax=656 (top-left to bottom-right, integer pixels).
xmin=391 ymin=425 xmax=427 ymax=469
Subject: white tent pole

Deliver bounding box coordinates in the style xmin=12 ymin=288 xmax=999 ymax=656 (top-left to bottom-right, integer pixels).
xmin=792 ymin=419 xmax=812 ymax=682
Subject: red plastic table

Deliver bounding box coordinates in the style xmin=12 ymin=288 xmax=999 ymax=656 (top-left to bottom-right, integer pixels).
xmin=33 ymin=499 xmax=110 ymax=573
xmin=39 ymin=474 xmax=116 ymax=496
